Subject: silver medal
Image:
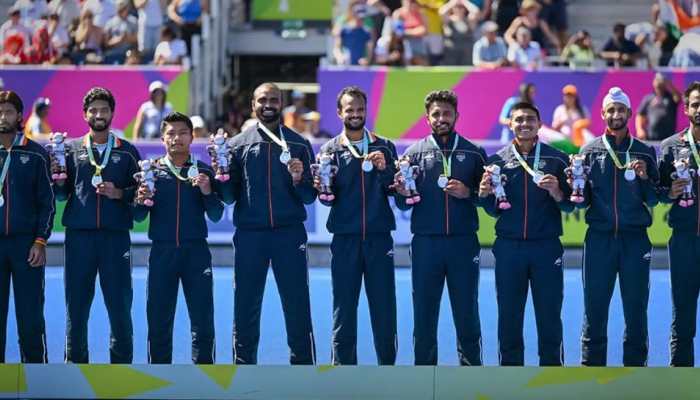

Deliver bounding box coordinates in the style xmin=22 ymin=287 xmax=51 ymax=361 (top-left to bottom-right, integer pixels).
xmin=279 ymin=150 xmax=291 ymax=164
xmin=187 ymin=165 xmax=199 ymax=180
xmin=91 ymin=174 xmax=103 ymax=188
xmin=0 ymin=195 xmax=4 ymax=208
xmin=437 ymin=175 xmax=449 ymax=188
xmin=624 ymin=168 xmax=636 ymax=181
xmin=362 ymin=159 xmax=374 ymax=172
xmin=533 ymin=172 xmax=545 ymax=185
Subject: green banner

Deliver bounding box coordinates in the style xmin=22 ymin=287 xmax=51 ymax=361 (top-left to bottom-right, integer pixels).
xmin=251 ymin=0 xmax=333 ymax=21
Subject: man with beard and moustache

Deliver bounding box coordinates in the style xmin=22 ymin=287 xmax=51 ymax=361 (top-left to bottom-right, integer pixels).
xmin=315 ymin=86 xmax=399 ymax=365
xmin=217 ymin=82 xmax=317 ymax=365
xmin=393 ymin=90 xmax=487 ymax=366
xmin=576 ymin=87 xmax=659 ymax=367
xmin=133 ymin=112 xmax=223 ymax=364
xmin=478 ymin=102 xmax=573 ymax=366
xmin=0 ymin=91 xmax=54 ymax=363
xmin=658 ymin=81 xmax=700 ymax=367
xmin=53 ymin=87 xmax=141 ymax=363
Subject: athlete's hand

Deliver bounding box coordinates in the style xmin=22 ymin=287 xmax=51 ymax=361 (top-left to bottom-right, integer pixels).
xmin=366 ymin=151 xmax=386 ymax=171
xmin=669 ymin=178 xmax=689 ymax=200
xmin=287 ymin=159 xmax=304 ymax=184
xmin=478 ymin=171 xmax=493 ymax=198
xmin=445 ymin=179 xmax=470 ymax=199
xmin=27 ymin=243 xmax=46 ymax=267
xmin=96 ymin=182 xmax=123 ymax=199
xmin=537 ymin=174 xmax=564 ymax=201
xmin=135 ymin=184 xmax=153 ymax=205
xmin=192 ymin=173 xmax=212 ymax=195
xmin=630 ymin=159 xmax=648 ymax=180
xmin=313 ymin=175 xmax=322 ymax=192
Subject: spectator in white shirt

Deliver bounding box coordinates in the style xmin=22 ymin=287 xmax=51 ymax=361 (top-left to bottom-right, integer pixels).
xmin=153 ymin=25 xmax=187 ymax=65
xmin=81 ymin=0 xmax=116 ymax=28
xmin=47 ymin=12 xmax=70 ymax=59
xmin=13 ymin=0 xmax=48 ymax=26
xmin=47 ymin=0 xmax=80 ymax=30
xmin=103 ymin=0 xmax=137 ymax=64
xmin=507 ymin=26 xmax=542 ymax=69
xmin=134 ymin=0 xmax=163 ymax=56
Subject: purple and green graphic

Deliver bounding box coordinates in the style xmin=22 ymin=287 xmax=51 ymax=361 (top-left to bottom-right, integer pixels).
xmin=0 ymin=66 xmax=189 ymax=140
xmin=318 ymin=67 xmax=700 ymax=140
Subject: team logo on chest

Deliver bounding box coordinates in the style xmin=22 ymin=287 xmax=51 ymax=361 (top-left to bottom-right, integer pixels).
xmin=455 ymin=153 xmax=466 ymax=162
xmin=596 ymin=153 xmax=607 ymax=170
xmin=111 ymin=154 xmax=121 ymax=164
xmin=78 ymin=149 xmax=88 ymax=161
xmin=341 ymin=150 xmax=353 ymax=165
xmin=20 ymin=154 xmax=30 ymax=164
xmin=248 ymin=144 xmax=260 ymax=156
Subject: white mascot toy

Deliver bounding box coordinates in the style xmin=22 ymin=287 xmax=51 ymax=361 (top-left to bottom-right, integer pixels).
xmin=134 ymin=159 xmax=157 ymax=207
xmin=207 ymin=129 xmax=232 ymax=182
xmin=565 ymin=154 xmax=590 ymax=204
xmin=46 ymin=132 xmax=68 ymax=180
xmin=311 ymin=153 xmax=339 ymax=202
xmin=486 ymin=164 xmax=511 ymax=210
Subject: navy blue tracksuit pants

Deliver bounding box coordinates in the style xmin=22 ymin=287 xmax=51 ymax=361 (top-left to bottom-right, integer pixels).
xmin=147 ymin=240 xmax=215 ymax=364
xmin=581 ymin=229 xmax=652 ymax=366
xmin=411 ymin=234 xmax=482 ymax=366
xmin=493 ymin=237 xmax=564 ymax=366
xmin=669 ymin=231 xmax=700 ymax=367
xmin=0 ymin=235 xmax=46 ymax=363
xmin=233 ymin=224 xmax=315 ymax=365
xmin=330 ymin=233 xmax=397 ymax=365
xmin=64 ymin=229 xmax=133 ymax=363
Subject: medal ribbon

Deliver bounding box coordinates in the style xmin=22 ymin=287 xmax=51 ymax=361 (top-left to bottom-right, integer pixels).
xmin=511 ymin=140 xmax=541 ymax=178
xmin=342 ymin=128 xmax=370 ymax=159
xmin=0 ymin=134 xmax=23 ymax=198
xmin=258 ymin=122 xmax=289 ymax=153
xmin=685 ymin=129 xmax=700 ymax=167
xmin=162 ymin=155 xmax=195 ymax=181
xmin=85 ymin=133 xmax=114 ymax=176
xmin=429 ymin=134 xmax=460 ymax=177
xmin=602 ymin=134 xmax=634 ymax=170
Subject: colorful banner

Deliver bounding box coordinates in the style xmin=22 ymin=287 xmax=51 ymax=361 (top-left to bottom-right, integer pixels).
xmin=0 ymin=364 xmax=697 ymax=399
xmin=0 ymin=66 xmax=189 ymax=140
xmin=318 ymin=67 xmax=700 ymax=141
xmin=252 ymin=0 xmax=333 ymax=21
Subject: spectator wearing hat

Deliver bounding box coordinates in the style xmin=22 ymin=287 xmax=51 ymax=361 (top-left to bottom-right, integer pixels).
xmin=282 ymin=90 xmax=310 ymax=134
xmin=601 ymin=23 xmax=642 ymax=68
xmin=133 ymin=80 xmax=173 ymax=140
xmin=102 ymin=0 xmax=137 ymax=64
xmin=81 ymin=0 xmax=116 ymax=28
xmin=507 ymin=26 xmax=542 ymax=69
xmin=472 ymin=20 xmax=507 ymax=68
xmin=153 ymin=25 xmax=187 ymax=65
xmin=504 ymin=0 xmax=560 ymax=54
xmin=552 ymin=84 xmax=591 ymax=146
xmin=190 ymin=115 xmax=208 ymax=140
xmin=299 ymin=111 xmax=332 ymax=141
xmin=0 ymin=7 xmax=31 ymax=49
xmin=561 ymin=29 xmax=595 ymax=69
xmin=439 ymin=0 xmax=479 ymax=66
xmin=24 ymin=97 xmax=52 ymax=140
xmin=636 ymin=73 xmax=681 ymax=142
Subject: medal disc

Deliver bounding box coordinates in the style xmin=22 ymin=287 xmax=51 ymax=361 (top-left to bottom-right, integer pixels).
xmin=533 ymin=172 xmax=545 ymax=185
xmin=437 ymin=175 xmax=449 ymax=188
xmin=91 ymin=174 xmax=103 ymax=188
xmin=0 ymin=195 xmax=4 ymax=208
xmin=362 ymin=159 xmax=374 ymax=172
xmin=279 ymin=150 xmax=291 ymax=164
xmin=624 ymin=168 xmax=636 ymax=181
xmin=187 ymin=165 xmax=199 ymax=180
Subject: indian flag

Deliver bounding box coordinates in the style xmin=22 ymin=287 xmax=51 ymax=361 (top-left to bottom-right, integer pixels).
xmin=658 ymin=0 xmax=700 ymax=37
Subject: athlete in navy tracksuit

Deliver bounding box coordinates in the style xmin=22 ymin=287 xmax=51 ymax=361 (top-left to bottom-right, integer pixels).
xmin=133 ymin=112 xmax=224 ymax=364
xmin=219 ymin=83 xmax=317 ymax=365
xmin=317 ymin=87 xmax=399 ymax=365
xmin=578 ymin=88 xmax=659 ymax=366
xmin=54 ymin=88 xmax=141 ymax=363
xmin=0 ymin=91 xmax=55 ymax=363
xmin=658 ymin=82 xmax=700 ymax=367
xmin=395 ymin=90 xmax=486 ymax=366
xmin=479 ymin=102 xmax=573 ymax=366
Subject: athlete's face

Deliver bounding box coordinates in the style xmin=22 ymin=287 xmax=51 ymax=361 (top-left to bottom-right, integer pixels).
xmin=0 ymin=103 xmax=20 ymax=135
xmin=684 ymin=90 xmax=700 ymax=127
xmin=252 ymin=86 xmax=281 ymax=124
xmin=509 ymin=108 xmax=541 ymax=141
xmin=337 ymin=94 xmax=366 ymax=131
xmin=84 ymin=99 xmax=113 ymax=132
xmin=601 ymin=102 xmax=630 ymax=131
xmin=427 ymin=101 xmax=458 ymax=136
xmin=161 ymin=120 xmax=193 ymax=155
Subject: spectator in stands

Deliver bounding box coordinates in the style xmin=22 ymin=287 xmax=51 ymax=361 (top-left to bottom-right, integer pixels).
xmin=282 ymin=90 xmax=310 ymax=134
xmin=651 ymin=24 xmax=678 ymax=67
xmin=669 ymin=32 xmax=700 ymax=67
xmin=374 ymin=19 xmax=413 ymax=66
xmin=299 ymin=111 xmax=332 ymax=141
xmin=47 ymin=12 xmax=71 ymax=61
xmin=365 ymin=0 xmax=391 ymax=39
xmin=552 ymin=84 xmax=591 ymax=146
xmin=134 ymin=0 xmax=163 ymax=59
xmin=0 ymin=33 xmax=27 ymax=64
xmin=47 ymin=0 xmax=80 ymax=31
xmin=191 ymin=115 xmax=208 ymax=140
xmin=71 ymin=9 xmax=104 ymax=64
xmin=439 ymin=0 xmax=480 ymax=66
xmin=153 ymin=25 xmax=187 ymax=65
xmin=332 ymin=0 xmax=374 ymax=66
xmin=26 ymin=25 xmax=58 ymax=64
xmin=124 ymin=48 xmax=141 ymax=64
xmin=24 ymin=97 xmax=51 ymax=140
xmin=416 ymin=0 xmax=446 ymax=65
xmin=499 ymin=82 xmax=536 ymax=143
xmin=504 ymin=0 xmax=560 ymax=54
xmin=167 ymin=0 xmax=208 ymax=54
xmin=538 ymin=0 xmax=568 ymax=47
xmin=81 ymin=0 xmax=116 ymax=28
xmin=102 ymin=0 xmax=137 ymax=64
xmin=495 ymin=0 xmax=519 ymax=35
xmin=392 ymin=0 xmax=429 ymax=65
xmin=133 ymin=80 xmax=173 ymax=139
xmin=635 ymin=73 xmax=681 ymax=141
xmin=561 ymin=29 xmax=595 ymax=69
xmin=13 ymin=0 xmax=48 ymax=27
xmin=470 ymin=0 xmax=492 ymax=21
xmin=472 ymin=20 xmax=508 ymax=69
xmin=0 ymin=7 xmax=31 ymax=49
xmin=507 ymin=26 xmax=542 ymax=69
xmin=600 ymin=22 xmax=641 ymax=67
